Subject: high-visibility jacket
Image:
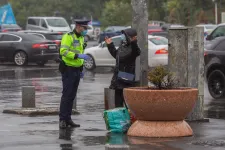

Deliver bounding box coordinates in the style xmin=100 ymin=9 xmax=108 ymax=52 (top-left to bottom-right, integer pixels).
xmin=60 ymin=32 xmax=84 ymax=67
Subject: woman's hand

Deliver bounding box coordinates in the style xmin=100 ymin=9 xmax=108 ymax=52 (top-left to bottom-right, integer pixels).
xmin=130 ymin=36 xmax=137 ymax=42
xmin=105 ymin=37 xmax=112 ymax=44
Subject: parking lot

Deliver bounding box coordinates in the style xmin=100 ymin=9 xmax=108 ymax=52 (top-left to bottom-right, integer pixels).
xmin=0 ymin=62 xmax=224 ymax=149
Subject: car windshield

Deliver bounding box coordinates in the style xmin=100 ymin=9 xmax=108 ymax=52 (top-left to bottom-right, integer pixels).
xmin=148 ymin=26 xmax=161 ymax=30
xmin=2 ymin=24 xmax=20 ymax=28
xmin=149 ymin=37 xmax=168 ymax=45
xmin=46 ymin=18 xmax=68 ymax=27
xmin=205 ymin=25 xmax=216 ymax=30
xmin=113 ymin=26 xmax=127 ymax=31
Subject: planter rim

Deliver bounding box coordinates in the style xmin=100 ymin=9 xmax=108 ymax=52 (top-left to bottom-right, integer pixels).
xmin=124 ymin=87 xmax=198 ymax=92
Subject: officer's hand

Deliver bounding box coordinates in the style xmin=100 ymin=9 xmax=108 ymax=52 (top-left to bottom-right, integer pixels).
xmin=77 ymin=54 xmax=90 ymax=60
xmin=83 ymin=42 xmax=87 ymax=49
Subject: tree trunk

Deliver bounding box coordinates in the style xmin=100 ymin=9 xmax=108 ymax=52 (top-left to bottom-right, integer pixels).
xmin=131 ymin=0 xmax=149 ymax=86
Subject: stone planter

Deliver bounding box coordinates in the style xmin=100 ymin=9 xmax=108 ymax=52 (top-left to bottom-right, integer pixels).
xmin=123 ymin=87 xmax=198 ymax=138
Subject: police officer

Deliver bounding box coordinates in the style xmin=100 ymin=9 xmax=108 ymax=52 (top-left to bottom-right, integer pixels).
xmin=59 ymin=20 xmax=90 ymax=129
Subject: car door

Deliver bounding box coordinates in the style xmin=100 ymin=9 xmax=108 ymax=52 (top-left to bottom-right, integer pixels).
xmin=40 ymin=19 xmax=48 ymax=31
xmin=0 ymin=34 xmax=21 ymax=60
xmin=213 ymin=40 xmax=225 ymax=64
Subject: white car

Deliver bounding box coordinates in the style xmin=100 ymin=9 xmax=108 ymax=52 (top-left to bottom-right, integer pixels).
xmin=84 ymin=35 xmax=168 ymax=70
xmin=196 ymin=24 xmax=217 ymax=33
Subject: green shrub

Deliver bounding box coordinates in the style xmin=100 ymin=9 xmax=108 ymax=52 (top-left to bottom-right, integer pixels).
xmin=148 ymin=65 xmax=179 ymax=89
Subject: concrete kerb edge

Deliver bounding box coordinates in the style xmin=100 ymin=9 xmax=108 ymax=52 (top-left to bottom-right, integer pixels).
xmin=2 ymin=108 xmax=80 ymax=117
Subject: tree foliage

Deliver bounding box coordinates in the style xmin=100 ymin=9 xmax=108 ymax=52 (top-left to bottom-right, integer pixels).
xmin=0 ymin=0 xmax=223 ymax=28
xmin=100 ymin=0 xmax=131 ymax=27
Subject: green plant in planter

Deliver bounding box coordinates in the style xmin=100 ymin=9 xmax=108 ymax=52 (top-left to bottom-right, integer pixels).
xmin=148 ymin=65 xmax=179 ymax=89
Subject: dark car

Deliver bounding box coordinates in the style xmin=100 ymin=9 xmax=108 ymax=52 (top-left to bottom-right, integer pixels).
xmin=0 ymin=32 xmax=58 ymax=66
xmin=98 ymin=26 xmax=128 ymax=43
xmin=0 ymin=24 xmax=22 ymax=32
xmin=204 ymin=37 xmax=225 ymax=99
xmin=206 ymin=24 xmax=224 ymax=41
xmin=18 ymin=30 xmax=63 ymax=46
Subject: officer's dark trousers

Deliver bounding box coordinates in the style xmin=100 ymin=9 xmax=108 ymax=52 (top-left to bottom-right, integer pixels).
xmin=59 ymin=68 xmax=80 ymax=121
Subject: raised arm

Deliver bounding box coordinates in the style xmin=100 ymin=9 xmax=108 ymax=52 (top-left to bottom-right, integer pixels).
xmin=105 ymin=37 xmax=117 ymax=59
xmin=107 ymin=43 xmax=117 ymax=58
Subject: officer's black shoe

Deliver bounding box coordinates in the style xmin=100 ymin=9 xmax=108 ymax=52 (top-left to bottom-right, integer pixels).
xmin=59 ymin=120 xmax=68 ymax=129
xmin=66 ymin=120 xmax=80 ymax=128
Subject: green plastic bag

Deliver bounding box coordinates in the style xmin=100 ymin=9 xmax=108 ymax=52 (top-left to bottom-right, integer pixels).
xmin=103 ymin=107 xmax=131 ymax=133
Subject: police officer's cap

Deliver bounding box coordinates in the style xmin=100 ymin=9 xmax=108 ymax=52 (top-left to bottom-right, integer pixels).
xmin=75 ymin=20 xmax=91 ymax=29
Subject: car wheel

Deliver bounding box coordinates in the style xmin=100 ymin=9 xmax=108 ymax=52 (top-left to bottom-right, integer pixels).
xmin=84 ymin=35 xmax=90 ymax=42
xmin=37 ymin=61 xmax=48 ymax=66
xmin=208 ymin=70 xmax=225 ymax=99
xmin=14 ymin=51 xmax=28 ymax=66
xmin=84 ymin=54 xmax=96 ymax=70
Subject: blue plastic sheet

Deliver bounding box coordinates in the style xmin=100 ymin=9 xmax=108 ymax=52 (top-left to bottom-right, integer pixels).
xmin=0 ymin=3 xmax=16 ymax=24
xmin=104 ymin=107 xmax=131 ymax=133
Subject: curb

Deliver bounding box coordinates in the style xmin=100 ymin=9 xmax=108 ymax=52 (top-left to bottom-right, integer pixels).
xmin=2 ymin=108 xmax=80 ymax=117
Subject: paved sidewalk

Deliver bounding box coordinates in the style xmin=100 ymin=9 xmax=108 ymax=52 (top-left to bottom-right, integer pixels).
xmin=1 ymin=107 xmax=225 ymax=150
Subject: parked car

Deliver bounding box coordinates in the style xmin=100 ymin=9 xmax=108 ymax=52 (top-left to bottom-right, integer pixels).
xmin=98 ymin=26 xmax=128 ymax=43
xmin=26 ymin=17 xmax=71 ymax=33
xmin=196 ymin=24 xmax=217 ymax=39
xmin=148 ymin=25 xmax=162 ymax=34
xmin=161 ymin=24 xmax=185 ymax=31
xmin=84 ymin=35 xmax=168 ymax=70
xmin=18 ymin=30 xmax=63 ymax=46
xmin=206 ymin=23 xmax=225 ymax=41
xmin=0 ymin=32 xmax=58 ymax=66
xmin=204 ymin=37 xmax=225 ymax=99
xmin=150 ymin=31 xmax=168 ymax=38
xmin=0 ymin=24 xmax=22 ymax=32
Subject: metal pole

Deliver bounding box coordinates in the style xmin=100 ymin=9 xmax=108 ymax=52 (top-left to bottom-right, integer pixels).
xmin=215 ymin=2 xmax=218 ymax=24
xmin=131 ymin=0 xmax=149 ymax=86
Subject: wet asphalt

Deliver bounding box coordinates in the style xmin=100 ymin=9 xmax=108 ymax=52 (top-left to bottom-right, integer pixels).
xmin=0 ymin=41 xmax=225 ymax=149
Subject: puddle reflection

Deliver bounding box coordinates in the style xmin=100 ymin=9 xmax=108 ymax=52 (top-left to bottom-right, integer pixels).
xmin=205 ymin=98 xmax=225 ymax=119
xmin=59 ymin=129 xmax=77 ymax=150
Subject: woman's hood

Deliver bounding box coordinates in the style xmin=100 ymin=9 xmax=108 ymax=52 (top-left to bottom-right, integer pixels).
xmin=121 ymin=28 xmax=137 ymax=38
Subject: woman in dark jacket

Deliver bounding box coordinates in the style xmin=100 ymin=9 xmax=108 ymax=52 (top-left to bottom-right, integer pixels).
xmin=105 ymin=28 xmax=141 ymax=107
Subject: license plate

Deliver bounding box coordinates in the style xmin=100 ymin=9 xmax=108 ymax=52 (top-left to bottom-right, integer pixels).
xmin=49 ymin=45 xmax=57 ymax=49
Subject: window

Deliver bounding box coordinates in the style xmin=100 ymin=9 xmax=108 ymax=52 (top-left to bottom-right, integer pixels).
xmin=28 ymin=18 xmax=40 ymax=26
xmin=102 ymin=37 xmax=122 ymax=47
xmin=105 ymin=27 xmax=113 ymax=32
xmin=22 ymin=34 xmax=44 ymax=41
xmin=29 ymin=33 xmax=45 ymax=39
xmin=1 ymin=34 xmax=20 ymax=41
xmin=113 ymin=26 xmax=127 ymax=31
xmin=215 ymin=41 xmax=225 ymax=51
xmin=45 ymin=34 xmax=63 ymax=40
xmin=149 ymin=37 xmax=168 ymax=45
xmin=205 ymin=25 xmax=216 ymax=30
xmin=112 ymin=37 xmax=122 ymax=47
xmin=46 ymin=18 xmax=68 ymax=27
xmin=211 ymin=26 xmax=225 ymax=39
xmin=40 ymin=19 xmax=47 ymax=28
